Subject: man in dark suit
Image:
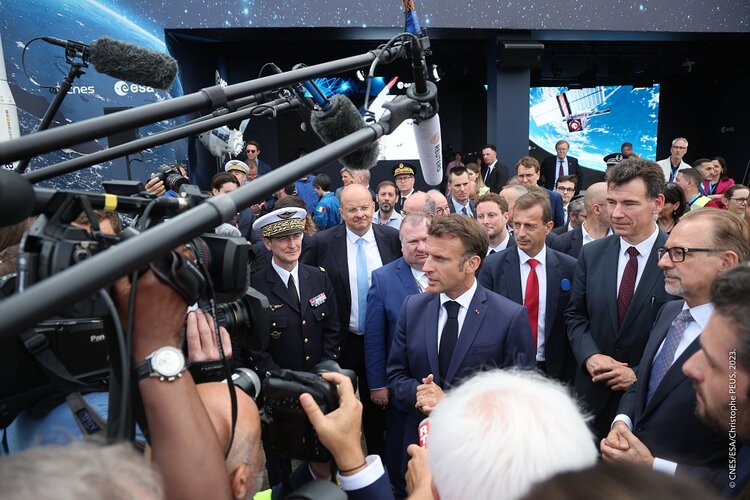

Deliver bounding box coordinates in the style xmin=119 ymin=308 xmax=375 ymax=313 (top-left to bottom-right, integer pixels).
xmin=566 ymin=158 xmax=677 ymax=441
xmin=301 ymin=184 xmax=401 ymax=460
xmin=600 ymin=209 xmax=749 ymax=491
xmin=479 ymin=191 xmax=577 ymax=383
xmin=480 ymin=144 xmax=510 ymax=193
xmin=540 ymin=140 xmax=583 ymax=191
xmin=446 ymin=167 xmax=476 ymax=217
xmin=475 ymin=193 xmax=514 ymax=254
xmin=550 ymin=182 xmax=611 ymax=259
xmin=365 ymin=213 xmax=430 ymax=496
xmin=515 ymin=156 xmax=565 ymax=228
xmin=386 ymin=215 xmax=534 ymax=470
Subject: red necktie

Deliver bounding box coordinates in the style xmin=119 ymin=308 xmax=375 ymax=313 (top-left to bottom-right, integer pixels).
xmin=524 ymin=259 xmax=540 ymax=348
xmin=617 ymin=247 xmax=639 ymax=326
xmin=558 ymin=160 xmax=564 ymax=179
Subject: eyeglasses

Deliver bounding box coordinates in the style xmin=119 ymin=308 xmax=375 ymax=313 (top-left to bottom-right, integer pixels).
xmin=395 ymin=176 xmax=414 ymax=182
xmin=342 ymin=205 xmax=373 ymax=215
xmin=729 ymin=197 xmax=749 ymax=204
xmin=556 ymin=187 xmax=575 ymax=193
xmin=436 ymin=205 xmax=451 ymax=215
xmin=657 ymin=246 xmax=727 ymax=262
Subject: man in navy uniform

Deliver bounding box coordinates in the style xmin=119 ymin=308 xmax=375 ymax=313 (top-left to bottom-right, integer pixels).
xmin=245 ymin=207 xmax=340 ymax=486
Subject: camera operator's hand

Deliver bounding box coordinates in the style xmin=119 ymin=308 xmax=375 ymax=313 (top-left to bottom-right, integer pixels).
xmin=406 ymin=444 xmax=434 ymax=500
xmin=186 ymin=310 xmax=232 ymax=363
xmin=145 ymin=176 xmax=167 ymax=196
xmin=299 ymin=372 xmax=365 ymax=476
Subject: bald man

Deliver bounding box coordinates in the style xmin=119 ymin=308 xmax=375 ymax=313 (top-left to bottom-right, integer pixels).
xmin=550 ymin=182 xmax=612 ymax=259
xmin=198 ymin=383 xmax=264 ymax=500
xmin=302 ymin=183 xmax=402 ymax=460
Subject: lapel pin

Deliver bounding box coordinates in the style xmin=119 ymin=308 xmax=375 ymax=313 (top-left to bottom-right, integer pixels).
xmin=560 ymin=279 xmax=571 ymax=292
xmin=475 ymin=309 xmax=480 ymax=315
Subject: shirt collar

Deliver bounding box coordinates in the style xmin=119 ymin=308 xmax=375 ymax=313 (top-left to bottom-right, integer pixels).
xmin=271 ymin=258 xmax=298 ymax=285
xmin=440 ymin=278 xmax=477 ymax=310
xmin=517 ymin=246 xmax=546 ymax=266
xmin=619 ymin=223 xmax=659 ymax=257
xmin=346 ymin=225 xmax=375 ymax=244
xmin=684 ymin=302 xmax=714 ymax=331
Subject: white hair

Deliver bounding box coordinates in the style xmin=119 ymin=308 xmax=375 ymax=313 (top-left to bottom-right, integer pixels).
xmin=427 ymin=369 xmax=597 ymax=500
xmin=0 ymin=441 xmax=163 ymax=499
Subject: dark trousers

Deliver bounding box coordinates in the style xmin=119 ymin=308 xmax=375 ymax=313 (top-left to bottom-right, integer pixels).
xmin=343 ymin=332 xmax=386 ymax=459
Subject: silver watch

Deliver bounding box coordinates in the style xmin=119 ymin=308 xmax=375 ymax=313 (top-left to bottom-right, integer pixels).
xmin=135 ymin=346 xmax=186 ymax=382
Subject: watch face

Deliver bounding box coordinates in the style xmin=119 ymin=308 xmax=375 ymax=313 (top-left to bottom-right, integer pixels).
xmin=153 ymin=347 xmax=184 ymax=377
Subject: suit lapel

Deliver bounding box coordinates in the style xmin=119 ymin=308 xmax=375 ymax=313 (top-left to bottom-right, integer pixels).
xmin=619 ymin=231 xmax=667 ymax=335
xmin=503 ymin=251 xmax=523 ymax=303
xmin=604 ymin=237 xmax=621 ymax=334
xmin=297 ymin=265 xmax=311 ymax=316
xmin=635 ymin=302 xmax=682 ymax=409
xmin=642 ymin=335 xmax=701 ymax=418
xmin=373 ymin=225 xmax=393 ymax=263
xmin=333 ymin=226 xmax=351 ymax=304
xmin=572 ymin=227 xmax=583 ymax=256
xmin=425 ymin=295 xmax=441 ymax=380
xmin=268 ymin=267 xmax=300 ymax=313
xmin=396 ymin=258 xmax=420 ymax=294
xmin=446 ymin=285 xmax=487 ymax=385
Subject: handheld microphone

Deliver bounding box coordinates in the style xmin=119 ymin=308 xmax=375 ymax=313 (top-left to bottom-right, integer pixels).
xmin=40 ymin=36 xmax=178 ymax=89
xmin=310 ymin=94 xmax=380 ymax=170
xmin=402 ymin=0 xmax=443 ymax=186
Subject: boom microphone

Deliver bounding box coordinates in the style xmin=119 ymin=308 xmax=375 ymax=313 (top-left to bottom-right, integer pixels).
xmin=41 ymin=36 xmax=178 ymax=89
xmin=310 ymin=94 xmax=379 ymax=170
xmin=402 ymin=0 xmax=443 ymax=186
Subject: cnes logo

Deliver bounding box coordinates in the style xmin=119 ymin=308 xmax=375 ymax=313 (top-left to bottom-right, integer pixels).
xmin=71 ymin=85 xmax=96 ymax=94
xmin=114 ymin=80 xmax=156 ymax=96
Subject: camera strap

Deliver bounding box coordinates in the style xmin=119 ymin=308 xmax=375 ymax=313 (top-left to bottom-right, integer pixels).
xmin=19 ymin=330 xmax=107 ymax=436
xmin=149 ymin=250 xmax=206 ymax=305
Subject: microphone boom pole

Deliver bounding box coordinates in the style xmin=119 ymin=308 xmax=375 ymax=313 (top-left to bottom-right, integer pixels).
xmin=0 ymin=48 xmax=404 ymax=165
xmin=0 ymin=119 xmax=394 ymax=338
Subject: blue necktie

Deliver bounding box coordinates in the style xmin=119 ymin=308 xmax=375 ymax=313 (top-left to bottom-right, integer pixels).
xmin=461 ymin=207 xmax=467 ymax=215
xmin=356 ymin=237 xmax=368 ymax=332
xmin=647 ymin=309 xmax=693 ymax=404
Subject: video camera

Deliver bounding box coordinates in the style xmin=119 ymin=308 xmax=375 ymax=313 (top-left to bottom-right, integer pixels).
xmin=0 ymin=181 xmax=269 ymax=428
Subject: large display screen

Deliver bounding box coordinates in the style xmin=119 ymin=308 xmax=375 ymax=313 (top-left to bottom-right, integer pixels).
xmin=529 ymin=85 xmax=660 ymax=172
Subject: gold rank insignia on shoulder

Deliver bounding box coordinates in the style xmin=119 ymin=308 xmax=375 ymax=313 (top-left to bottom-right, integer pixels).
xmin=269 ymin=304 xmax=285 ymax=311
xmin=309 ymin=293 xmax=327 ymax=307
xmin=270 ymin=331 xmax=282 ymax=339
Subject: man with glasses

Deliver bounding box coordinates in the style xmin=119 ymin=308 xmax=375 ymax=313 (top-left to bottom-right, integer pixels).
xmin=551 ymin=182 xmax=612 ymax=258
xmin=427 ymin=190 xmax=450 ymax=218
xmin=244 ymin=140 xmax=271 ymax=176
xmin=602 ymin=208 xmax=750 ymax=492
xmin=541 ymin=140 xmax=582 ymax=192
xmin=302 ymin=184 xmax=402 ymax=461
xmin=567 ymin=158 xmax=676 ymax=441
xmin=393 ymin=163 xmax=417 ymax=214
xmin=555 ymin=175 xmax=578 ymax=228
xmin=657 ymin=137 xmax=691 ymax=182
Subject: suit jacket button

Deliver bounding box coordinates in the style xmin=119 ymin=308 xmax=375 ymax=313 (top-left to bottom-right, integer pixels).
xmin=304 ymin=338 xmax=309 ymax=343
xmin=305 ymin=355 xmax=310 ymax=361
xmin=302 ymin=320 xmax=307 ymax=326
xmin=636 ymin=425 xmax=644 ymax=432
xmin=272 ymin=322 xmax=276 ymax=327
xmin=322 ymin=312 xmax=325 ymax=317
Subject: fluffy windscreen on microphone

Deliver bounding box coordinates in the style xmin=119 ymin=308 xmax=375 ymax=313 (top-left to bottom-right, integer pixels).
xmin=310 ymin=94 xmax=379 ymax=170
xmin=0 ymin=169 xmax=35 ymax=227
xmin=89 ymin=37 xmax=178 ymax=90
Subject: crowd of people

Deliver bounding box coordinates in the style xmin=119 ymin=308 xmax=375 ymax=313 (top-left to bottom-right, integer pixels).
xmin=2 ymin=135 xmax=750 ymax=500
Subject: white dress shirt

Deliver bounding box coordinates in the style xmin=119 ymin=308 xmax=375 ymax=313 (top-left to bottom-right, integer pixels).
xmin=271 ymin=260 xmax=300 ymax=302
xmin=451 ymin=197 xmax=473 ymax=217
xmin=581 ymin=223 xmax=613 ymax=246
xmin=487 ymin=233 xmax=511 ymax=254
xmin=616 ymin=225 xmax=659 ymax=294
xmin=346 ymin=226 xmax=383 ymax=334
xmin=410 ymin=267 xmax=429 ymax=293
xmin=436 ymin=279 xmax=478 ymax=348
xmin=518 ymin=247 xmax=547 ymax=361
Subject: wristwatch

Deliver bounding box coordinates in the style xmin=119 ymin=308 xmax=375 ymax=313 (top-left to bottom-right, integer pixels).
xmin=135 ymin=346 xmax=186 ymax=382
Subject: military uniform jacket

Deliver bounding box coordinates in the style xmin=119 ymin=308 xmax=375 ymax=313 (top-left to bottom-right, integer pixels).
xmin=247 ymin=263 xmax=340 ymax=376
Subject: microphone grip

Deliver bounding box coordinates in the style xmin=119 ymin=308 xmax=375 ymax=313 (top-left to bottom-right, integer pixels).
xmin=413 ymin=114 xmax=443 ymax=186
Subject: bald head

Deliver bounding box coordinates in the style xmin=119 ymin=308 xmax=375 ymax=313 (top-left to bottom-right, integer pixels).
xmin=427 ymin=190 xmax=449 ymax=217
xmin=500 ymin=184 xmax=528 ymax=222
xmin=198 ymin=383 xmax=264 ymax=500
xmin=403 ymin=191 xmax=430 ymax=214
xmin=584 ymin=182 xmax=607 ymax=210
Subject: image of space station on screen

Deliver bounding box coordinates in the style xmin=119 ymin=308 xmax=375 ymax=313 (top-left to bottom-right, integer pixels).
xmin=529 ymin=85 xmax=660 ymax=172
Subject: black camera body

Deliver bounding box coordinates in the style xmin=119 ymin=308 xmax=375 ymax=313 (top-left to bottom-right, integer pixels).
xmin=154 ymin=164 xmax=188 ymax=193
xmin=260 ymin=360 xmax=356 ymax=462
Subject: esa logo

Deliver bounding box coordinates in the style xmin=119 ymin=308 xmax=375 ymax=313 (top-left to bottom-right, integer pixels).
xmin=114 ymin=80 xmax=155 ymax=96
